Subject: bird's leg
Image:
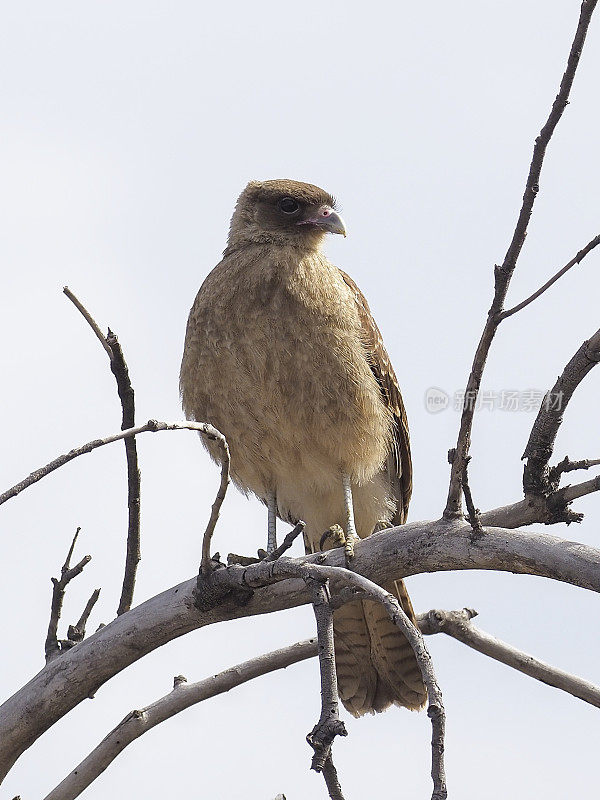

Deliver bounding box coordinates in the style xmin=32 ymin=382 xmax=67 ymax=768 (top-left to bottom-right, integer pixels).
xmin=342 ymin=474 xmax=360 ymax=562
xmin=266 ymin=490 xmax=277 ymax=554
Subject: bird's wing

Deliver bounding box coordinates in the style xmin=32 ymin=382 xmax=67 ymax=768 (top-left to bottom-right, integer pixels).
xmin=339 ymin=269 xmax=412 ymax=523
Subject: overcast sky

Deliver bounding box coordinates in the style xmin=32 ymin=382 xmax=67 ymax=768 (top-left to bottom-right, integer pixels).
xmin=1 ymin=2 xmax=600 ymax=798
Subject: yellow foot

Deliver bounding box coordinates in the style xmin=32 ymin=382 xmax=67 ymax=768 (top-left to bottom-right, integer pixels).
xmin=318 ymin=524 xmax=360 ymax=564
xmin=319 ymin=524 xmax=346 ymax=551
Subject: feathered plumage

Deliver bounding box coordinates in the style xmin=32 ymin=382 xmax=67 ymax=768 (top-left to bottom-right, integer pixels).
xmin=180 ymin=179 xmax=426 ymax=715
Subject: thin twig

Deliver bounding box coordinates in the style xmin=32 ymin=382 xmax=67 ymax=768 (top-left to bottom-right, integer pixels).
xmin=45 ymin=528 xmax=93 ymax=663
xmin=420 ymin=608 xmax=600 ymax=707
xmin=64 ymin=287 xmax=141 ymax=617
xmin=444 ymin=0 xmax=598 ymax=519
xmin=499 ymin=232 xmax=600 ymax=320
xmin=63 ymin=287 xmax=113 ymax=358
xmin=265 ymin=521 xmax=305 ymax=561
xmin=523 ymin=328 xmax=600 ymax=511
xmin=461 ymin=457 xmax=484 ymax=539
xmin=200 ymin=437 xmax=230 ymax=576
xmin=0 ymin=419 xmax=227 ymax=507
xmin=68 ymin=589 xmax=101 ymax=643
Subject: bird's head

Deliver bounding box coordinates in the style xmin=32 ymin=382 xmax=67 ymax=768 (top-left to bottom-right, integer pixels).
xmin=226 ymin=179 xmax=346 ymax=252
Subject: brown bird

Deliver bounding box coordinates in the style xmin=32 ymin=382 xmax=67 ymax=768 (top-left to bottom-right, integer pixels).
xmin=180 ymin=179 xmax=426 ymax=716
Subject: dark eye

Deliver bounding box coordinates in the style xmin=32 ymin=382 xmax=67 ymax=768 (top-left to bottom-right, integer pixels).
xmin=278 ymin=197 xmax=300 ymax=214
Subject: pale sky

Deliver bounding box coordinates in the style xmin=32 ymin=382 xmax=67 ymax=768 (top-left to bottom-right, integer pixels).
xmin=1 ymin=2 xmax=600 ymax=798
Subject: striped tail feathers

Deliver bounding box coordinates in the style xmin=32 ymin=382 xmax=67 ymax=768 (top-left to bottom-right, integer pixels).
xmin=333 ymin=580 xmax=427 ymax=717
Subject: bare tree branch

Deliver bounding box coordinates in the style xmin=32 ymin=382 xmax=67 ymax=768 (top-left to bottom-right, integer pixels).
xmin=305 ymin=578 xmax=347 ymax=787
xmin=0 ymin=420 xmax=226 ymax=508
xmin=480 ymin=475 xmax=600 ymax=528
xmin=265 ymin=521 xmax=306 ymax=561
xmin=44 ymin=528 xmax=93 ymax=663
xmin=420 ymin=608 xmax=600 ymax=708
xmin=321 ymin=756 xmax=345 ymax=800
xmin=558 ymin=475 xmax=600 ymax=504
xmin=63 ymin=287 xmax=113 ymax=358
xmin=474 ymin=329 xmax=600 ymax=530
xmin=234 ymin=559 xmax=447 ymax=800
xmin=461 ymin=457 xmax=484 ymax=539
xmin=444 ymin=0 xmax=598 ymax=519
xmin=549 ymin=456 xmax=600 ymax=484
xmin=67 ymin=589 xmax=101 ymax=644
xmin=106 ymin=329 xmax=141 ymax=616
xmin=64 ymin=287 xmax=141 ymax=617
xmin=42 ymin=600 xmax=600 ymax=799
xmin=5 ymin=519 xmax=600 ymax=782
xmin=523 ymin=327 xmax=600 ymax=511
xmin=498 ymin=232 xmax=600 ymax=320
xmin=199 ymin=438 xmax=230 ymax=576
xmin=42 ymin=639 xmax=318 ymax=800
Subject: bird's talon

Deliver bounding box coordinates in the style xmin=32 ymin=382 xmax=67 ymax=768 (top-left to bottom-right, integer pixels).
xmin=373 ymin=519 xmax=392 ymax=532
xmin=319 ymin=524 xmax=346 ymax=550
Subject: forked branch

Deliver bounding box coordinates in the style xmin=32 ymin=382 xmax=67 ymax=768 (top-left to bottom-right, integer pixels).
xmin=45 ymin=528 xmax=100 ymax=663
xmin=523 ymin=327 xmax=600 ymax=509
xmin=499 ymin=232 xmax=600 ymax=320
xmin=42 ymin=602 xmax=600 ymax=799
xmin=444 ymin=0 xmax=598 ymax=518
xmin=238 ymin=559 xmax=447 ymax=800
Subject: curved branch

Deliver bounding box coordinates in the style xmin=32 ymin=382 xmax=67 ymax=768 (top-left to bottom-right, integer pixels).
xmin=65 ymin=287 xmax=142 ymax=616
xmin=200 ymin=439 xmax=230 ymax=576
xmin=523 ymin=327 xmax=600 ymax=502
xmin=444 ymin=0 xmax=598 ymax=518
xmin=43 ymin=600 xmax=600 ymax=800
xmin=248 ymin=560 xmax=446 ymax=798
xmin=0 ymin=420 xmax=226 ymax=507
xmin=63 ymin=287 xmax=112 ymax=358
xmin=4 ymin=518 xmax=600 ymax=781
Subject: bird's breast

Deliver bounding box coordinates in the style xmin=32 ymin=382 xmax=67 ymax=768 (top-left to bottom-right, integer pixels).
xmin=180 ymin=249 xmax=392 ymax=497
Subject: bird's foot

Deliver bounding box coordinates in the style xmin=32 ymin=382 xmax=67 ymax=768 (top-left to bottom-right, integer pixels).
xmin=320 ymin=524 xmax=360 ymax=563
xmin=373 ymin=519 xmax=392 ymax=533
xmin=319 ymin=524 xmax=346 ymax=551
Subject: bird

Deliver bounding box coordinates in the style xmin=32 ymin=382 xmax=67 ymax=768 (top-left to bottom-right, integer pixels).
xmin=180 ymin=179 xmax=427 ymax=716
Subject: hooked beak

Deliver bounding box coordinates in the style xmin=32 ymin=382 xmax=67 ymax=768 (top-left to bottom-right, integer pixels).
xmin=298 ymin=205 xmax=347 ymax=237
